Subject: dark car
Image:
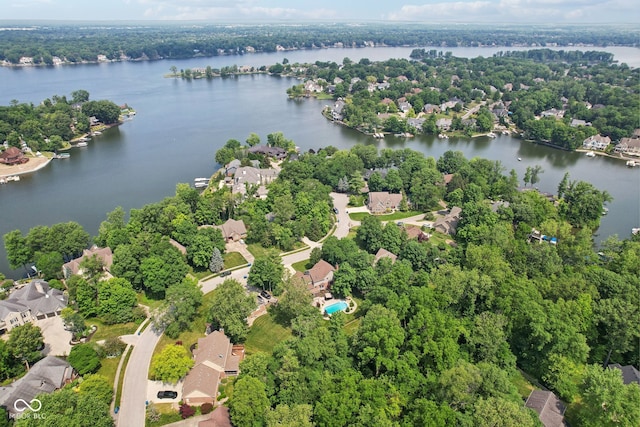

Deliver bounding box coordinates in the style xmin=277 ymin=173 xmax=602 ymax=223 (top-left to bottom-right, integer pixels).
xmin=157 ymin=391 xmax=178 ymax=399
xmin=219 ymin=271 xmax=231 ymax=277
xmin=260 ymin=290 xmax=271 ymax=300
xmin=333 ymin=207 xmax=339 ymax=214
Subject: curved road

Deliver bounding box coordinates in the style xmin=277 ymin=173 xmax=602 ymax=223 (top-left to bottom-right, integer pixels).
xmin=116 ymin=192 xmax=351 ymax=426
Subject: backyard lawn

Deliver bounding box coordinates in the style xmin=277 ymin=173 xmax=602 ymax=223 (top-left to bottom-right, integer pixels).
xmin=291 ymin=259 xmax=309 ymax=273
xmin=87 ymin=318 xmax=141 ymax=342
xmin=245 ymin=313 xmax=292 ymax=355
xmin=224 ymin=251 xmax=248 ymax=269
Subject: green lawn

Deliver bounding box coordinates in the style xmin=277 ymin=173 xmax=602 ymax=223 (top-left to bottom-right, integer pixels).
xmin=115 ymin=345 xmax=132 ymax=408
xmin=246 ymin=243 xmax=271 ymax=259
xmin=224 ymin=251 xmax=248 ymax=269
xmin=343 ymin=318 xmax=361 ymax=336
xmin=512 ymin=370 xmax=536 ymax=399
xmin=96 ymin=355 xmax=121 ymax=387
xmin=291 ymin=259 xmax=310 ymax=273
xmin=245 ymin=313 xmax=292 ymax=355
xmin=348 ymin=210 xmax=423 ymax=221
xmin=137 ymin=293 xmax=164 ymax=312
xmin=87 ymin=318 xmax=141 ymax=342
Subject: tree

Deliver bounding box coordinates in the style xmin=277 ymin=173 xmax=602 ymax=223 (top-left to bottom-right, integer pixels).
xmin=102 ymin=337 xmax=126 ymax=358
xmin=352 ymin=305 xmax=405 ymax=377
xmin=170 ymin=66 xmax=178 ymax=76
xmin=149 ymin=344 xmax=194 ymax=384
xmin=4 ymin=230 xmax=32 ymax=273
xmin=559 ymin=180 xmax=612 ymax=228
xmin=209 ymin=247 xmax=224 ymax=273
xmin=246 ymin=132 xmax=261 ymax=146
xmin=523 ymin=167 xmax=532 ymax=186
xmin=229 ymin=376 xmax=269 ymax=427
xmin=61 ymin=307 xmax=86 ymax=340
xmin=577 ymin=364 xmax=640 ymax=427
xmin=473 ymin=397 xmax=538 ymax=427
xmin=8 ymin=323 xmax=43 ymax=369
xmin=97 ymin=277 xmax=138 ymax=324
xmin=270 ymin=278 xmax=316 ymax=326
xmin=154 ymin=277 xmax=203 ymax=338
xmin=529 ymin=165 xmax=544 ymax=186
xmin=187 ymin=232 xmax=214 ymax=268
xmin=209 ymin=279 xmax=256 ymax=342
xmin=140 ymin=249 xmax=188 ymax=298
xmin=266 ymin=404 xmax=313 ymax=427
xmin=331 ymin=262 xmax=357 ymax=298
xmin=71 ymin=90 xmax=90 ymax=103
xmin=34 ymin=250 xmax=63 ymax=280
xmin=78 ymin=374 xmax=113 ymax=405
xmin=248 ymin=252 xmax=284 ymax=294
xmin=68 ymin=343 xmax=101 ymax=375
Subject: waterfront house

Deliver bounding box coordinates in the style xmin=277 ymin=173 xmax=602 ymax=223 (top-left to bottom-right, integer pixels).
xmin=582 ymin=135 xmax=611 ymax=151
xmin=230 ymin=166 xmax=279 ymax=196
xmin=407 ymin=118 xmax=425 ymax=132
xmin=433 ymin=207 xmax=462 ymax=235
xmin=524 ymin=390 xmax=566 ymax=427
xmin=368 ymin=192 xmax=403 ymax=214
xmin=0 ymin=356 xmax=73 ymax=417
xmin=331 ymin=99 xmax=346 ymax=121
xmin=608 ymin=363 xmax=640 ymax=385
xmin=0 ymin=146 xmax=28 ymax=165
xmin=182 ymin=330 xmax=244 ymax=406
xmin=436 ymin=118 xmax=452 ymax=131
xmin=247 ymin=145 xmax=287 ymax=160
xmin=615 ymin=138 xmax=640 ymax=156
xmin=294 ymin=260 xmax=335 ymax=295
xmin=0 ymin=280 xmax=67 ymax=334
xmin=62 ymin=246 xmax=113 ymax=279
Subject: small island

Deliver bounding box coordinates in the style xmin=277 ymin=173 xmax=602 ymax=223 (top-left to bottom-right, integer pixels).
xmin=0 ymin=91 xmax=133 ymax=179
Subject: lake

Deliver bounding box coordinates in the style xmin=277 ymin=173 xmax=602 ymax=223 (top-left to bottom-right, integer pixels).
xmin=0 ymin=46 xmax=639 ymax=278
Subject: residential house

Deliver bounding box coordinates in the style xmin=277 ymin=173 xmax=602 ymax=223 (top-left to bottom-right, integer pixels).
xmin=197 ymin=406 xmax=233 ymax=427
xmin=582 ymin=135 xmax=611 ymax=151
xmin=442 ymin=173 xmax=454 ymax=186
xmin=182 ymin=330 xmax=244 ymax=406
xmin=331 ymin=99 xmax=346 ymax=121
xmin=440 ymin=98 xmax=463 ymax=111
xmin=374 ymin=248 xmax=397 ymax=264
xmin=0 ymin=146 xmax=28 ymax=165
xmin=423 ymin=104 xmax=440 ymax=114
xmin=230 ymin=166 xmax=279 ymax=196
xmin=380 ymin=98 xmax=394 ymax=106
xmin=570 ymin=119 xmax=590 ymax=127
xmin=0 ymin=356 xmax=73 ymax=417
xmin=540 ymin=109 xmax=564 ymax=119
xmin=376 ymin=82 xmax=390 ymax=90
xmin=402 ymin=225 xmax=429 ymax=241
xmin=436 ymin=118 xmax=452 ymax=131
xmin=524 ymin=390 xmax=566 ymax=427
xmin=225 ymin=159 xmax=241 ymax=176
xmin=503 ymin=83 xmax=513 ymax=92
xmin=304 ymin=80 xmax=323 ymax=94
xmin=247 ymin=145 xmax=287 ymax=160
xmin=363 ymin=168 xmax=394 ymax=181
xmin=368 ymin=192 xmax=403 ymax=214
xmin=62 ymin=246 xmax=113 ymax=279
xmin=0 ymin=280 xmax=68 ymax=334
xmin=398 ymin=101 xmax=412 ymax=113
xmin=294 ymin=260 xmax=336 ymax=295
xmin=615 ymin=138 xmax=640 ymax=156
xmin=219 ymin=219 xmax=247 ymax=242
xmin=407 ymin=118 xmax=425 ymax=132
xmin=433 ymin=206 xmax=462 ymax=235
xmin=608 ymin=364 xmax=640 ymax=385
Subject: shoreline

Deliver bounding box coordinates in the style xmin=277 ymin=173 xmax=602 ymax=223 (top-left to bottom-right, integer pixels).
xmin=0 ymin=156 xmax=52 ymax=178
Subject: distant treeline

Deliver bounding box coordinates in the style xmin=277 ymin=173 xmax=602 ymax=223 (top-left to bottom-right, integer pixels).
xmin=410 ymin=48 xmax=616 ymax=65
xmin=0 ymin=23 xmax=637 ymax=65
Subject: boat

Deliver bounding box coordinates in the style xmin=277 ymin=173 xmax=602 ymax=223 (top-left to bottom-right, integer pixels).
xmin=194 ymin=182 xmax=208 ymax=188
xmin=632 ymin=228 xmax=640 ymax=236
xmin=626 ymin=160 xmax=638 ymax=167
xmin=76 ymin=142 xmax=88 ymax=147
xmin=602 ymin=207 xmax=609 ymax=215
xmin=487 ymin=132 xmax=497 ymax=138
xmin=517 ymin=157 xmax=522 ymax=161
xmin=6 ymin=175 xmax=20 ymax=182
xmin=586 ymin=151 xmax=596 ymax=157
xmin=55 ymin=153 xmax=70 ymax=159
xmin=438 ymin=133 xmax=449 ymax=139
xmin=92 ymin=131 xmax=102 ymax=135
xmin=194 ymin=177 xmax=209 ymax=182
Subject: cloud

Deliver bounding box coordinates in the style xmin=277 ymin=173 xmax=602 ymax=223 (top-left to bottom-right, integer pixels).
xmin=385 ymin=0 xmax=630 ymax=23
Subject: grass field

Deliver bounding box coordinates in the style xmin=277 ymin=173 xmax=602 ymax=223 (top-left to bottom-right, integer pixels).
xmin=224 ymin=251 xmax=247 ymax=269
xmin=245 ymin=313 xmax=292 ymax=355
xmin=87 ymin=318 xmax=141 ymax=342
xmin=348 ymin=210 xmax=423 ymax=221
xmin=115 ymin=345 xmax=132 ymax=409
xmin=246 ymin=243 xmax=271 ymax=259
xmin=96 ymin=355 xmax=121 ymax=387
xmin=291 ymin=259 xmax=310 ymax=273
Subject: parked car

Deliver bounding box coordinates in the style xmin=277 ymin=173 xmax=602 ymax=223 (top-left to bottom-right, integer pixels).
xmin=260 ymin=290 xmax=272 ymax=300
xmin=333 ymin=207 xmax=339 ymax=214
xmin=157 ymin=391 xmax=178 ymax=399
xmin=219 ymin=271 xmax=231 ymax=277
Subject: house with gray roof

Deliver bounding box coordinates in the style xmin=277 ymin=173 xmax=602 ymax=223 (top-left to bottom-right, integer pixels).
xmin=0 ymin=356 xmax=73 ymax=417
xmin=608 ymin=363 xmax=640 ymax=385
xmin=368 ymin=192 xmax=403 ymax=214
xmin=582 ymin=135 xmax=611 ymax=151
xmin=0 ymin=281 xmax=67 ymax=334
xmin=230 ymin=166 xmax=279 ymax=196
xmin=62 ymin=246 xmax=113 ymax=279
xmin=524 ymin=390 xmax=566 ymax=427
xmin=433 ymin=206 xmax=462 ymax=235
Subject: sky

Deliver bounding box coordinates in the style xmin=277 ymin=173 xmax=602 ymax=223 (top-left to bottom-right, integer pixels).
xmin=1 ymin=0 xmax=637 ymax=24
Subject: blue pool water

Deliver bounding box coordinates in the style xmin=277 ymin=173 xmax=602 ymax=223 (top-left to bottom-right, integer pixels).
xmin=324 ymin=301 xmax=348 ymax=315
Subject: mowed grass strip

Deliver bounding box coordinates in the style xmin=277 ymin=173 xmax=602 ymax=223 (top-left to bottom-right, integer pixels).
xmin=348 ymin=210 xmax=423 ymax=221
xmin=245 ymin=313 xmax=292 ymax=355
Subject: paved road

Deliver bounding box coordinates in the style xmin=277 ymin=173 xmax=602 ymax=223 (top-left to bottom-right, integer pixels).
xmin=116 ymin=325 xmax=162 ymax=427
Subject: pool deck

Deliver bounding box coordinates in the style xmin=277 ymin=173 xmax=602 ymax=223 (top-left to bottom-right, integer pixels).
xmin=314 ymin=296 xmax=357 ymax=317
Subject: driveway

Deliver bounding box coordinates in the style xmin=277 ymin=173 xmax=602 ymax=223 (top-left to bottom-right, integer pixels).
xmin=225 ymin=240 xmax=255 ymax=265
xmin=148 ymin=380 xmax=182 ymax=404
xmin=36 ymin=316 xmax=72 ymax=357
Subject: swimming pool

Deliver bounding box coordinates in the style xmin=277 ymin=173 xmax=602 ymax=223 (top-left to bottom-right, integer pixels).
xmin=324 ymin=301 xmax=348 ymax=315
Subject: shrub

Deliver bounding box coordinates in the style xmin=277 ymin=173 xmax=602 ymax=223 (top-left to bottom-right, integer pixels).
xmin=200 ymin=403 xmax=214 ymax=415
xmin=68 ymin=343 xmax=101 ymax=375
xmin=102 ymin=337 xmax=126 ymax=357
xmin=180 ymin=403 xmax=195 ymax=419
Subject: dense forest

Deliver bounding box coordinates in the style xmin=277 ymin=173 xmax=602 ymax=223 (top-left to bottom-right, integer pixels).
xmin=285 ymin=49 xmax=639 ymax=148
xmin=0 ymin=23 xmax=638 ymax=65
